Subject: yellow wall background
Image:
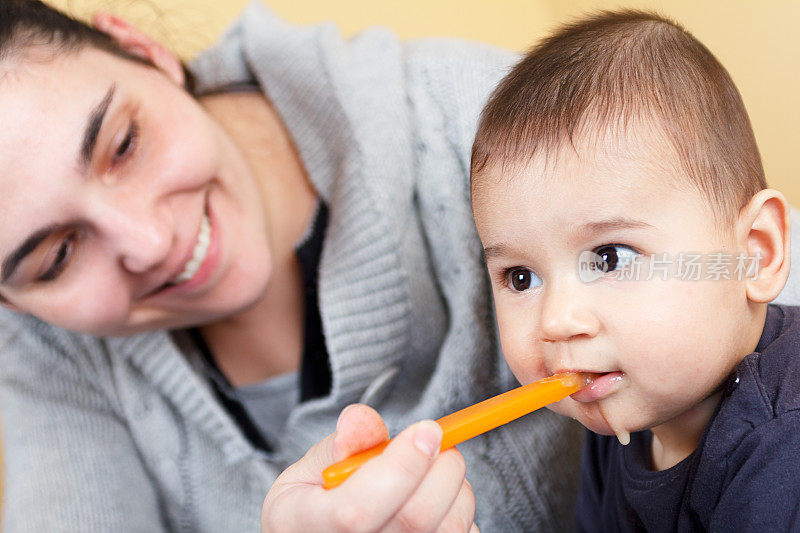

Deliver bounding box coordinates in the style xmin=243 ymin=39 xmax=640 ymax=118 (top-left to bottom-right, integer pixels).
xmin=48 ymin=0 xmax=800 ymax=204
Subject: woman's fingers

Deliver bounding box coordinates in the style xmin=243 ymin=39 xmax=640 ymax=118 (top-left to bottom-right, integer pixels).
xmin=270 ymin=431 xmax=337 ymax=488
xmin=383 ymin=448 xmax=470 ymax=532
xmin=333 ymin=404 xmax=391 ymax=462
xmin=326 ymin=420 xmax=444 ymax=531
xmin=262 ymin=404 xmax=390 ymax=530
xmin=275 ymin=404 xmax=389 ymax=486
xmin=261 ymin=431 xmax=336 ymax=530
xmin=262 ymin=407 xmax=475 ymax=533
xmin=435 ymin=479 xmax=477 ymax=533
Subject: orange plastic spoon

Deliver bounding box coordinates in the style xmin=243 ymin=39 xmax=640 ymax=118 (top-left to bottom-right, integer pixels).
xmin=323 ymin=372 xmax=591 ymax=489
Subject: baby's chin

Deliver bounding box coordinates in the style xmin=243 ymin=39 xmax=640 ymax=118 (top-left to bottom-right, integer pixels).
xmin=549 ymin=398 xmax=629 ymax=438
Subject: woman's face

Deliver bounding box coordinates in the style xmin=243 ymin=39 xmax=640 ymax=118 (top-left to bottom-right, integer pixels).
xmin=0 ymin=46 xmax=274 ymax=336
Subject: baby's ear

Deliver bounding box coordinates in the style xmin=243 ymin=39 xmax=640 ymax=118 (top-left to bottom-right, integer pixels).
xmin=737 ymin=189 xmax=791 ymax=303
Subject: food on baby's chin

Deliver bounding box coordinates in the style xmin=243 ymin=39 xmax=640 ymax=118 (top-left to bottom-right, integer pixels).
xmin=600 ymin=404 xmax=630 ymax=446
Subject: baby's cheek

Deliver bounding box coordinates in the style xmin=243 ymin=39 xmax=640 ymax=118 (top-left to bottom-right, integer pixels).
xmin=506 ymin=357 xmax=548 ymax=388
xmin=546 ymin=397 xmax=573 ymax=418
xmin=622 ymin=322 xmax=704 ymax=380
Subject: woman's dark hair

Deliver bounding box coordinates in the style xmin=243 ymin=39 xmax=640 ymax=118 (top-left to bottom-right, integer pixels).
xmin=0 ymin=0 xmax=194 ymax=91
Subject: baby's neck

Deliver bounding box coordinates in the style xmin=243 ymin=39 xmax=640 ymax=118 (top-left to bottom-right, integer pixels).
xmin=649 ymin=390 xmax=723 ymax=471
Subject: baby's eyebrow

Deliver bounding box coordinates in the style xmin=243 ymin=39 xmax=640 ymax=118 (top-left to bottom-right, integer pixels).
xmin=482 ymin=217 xmax=654 ymax=261
xmin=574 ymin=218 xmax=654 ymax=239
xmin=483 ymin=243 xmax=512 ymax=259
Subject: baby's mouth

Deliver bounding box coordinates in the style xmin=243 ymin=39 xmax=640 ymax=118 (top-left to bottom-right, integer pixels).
xmin=569 ymin=371 xmax=626 ymax=402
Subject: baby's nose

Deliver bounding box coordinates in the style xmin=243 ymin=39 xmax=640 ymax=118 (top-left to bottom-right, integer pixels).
xmin=539 ymin=282 xmax=600 ymax=342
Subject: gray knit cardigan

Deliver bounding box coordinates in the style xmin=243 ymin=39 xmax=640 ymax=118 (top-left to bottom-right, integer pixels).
xmin=3 ymin=3 xmax=799 ymax=532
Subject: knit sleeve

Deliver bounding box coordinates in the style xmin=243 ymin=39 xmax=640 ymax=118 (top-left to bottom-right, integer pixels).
xmin=0 ymin=316 xmax=167 ymax=532
xmin=709 ymin=409 xmax=800 ymax=531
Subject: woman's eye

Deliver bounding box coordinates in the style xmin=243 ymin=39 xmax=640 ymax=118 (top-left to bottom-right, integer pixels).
xmin=113 ymin=121 xmax=138 ymax=163
xmin=592 ymin=244 xmax=640 ymax=273
xmin=505 ymin=268 xmax=543 ymax=292
xmin=39 ymin=234 xmax=76 ymax=282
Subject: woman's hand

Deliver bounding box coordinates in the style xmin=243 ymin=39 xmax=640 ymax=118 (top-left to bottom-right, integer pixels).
xmin=261 ymin=404 xmax=478 ymax=532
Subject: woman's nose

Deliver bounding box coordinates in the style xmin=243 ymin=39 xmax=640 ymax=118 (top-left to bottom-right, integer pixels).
xmin=539 ymin=278 xmax=600 ymax=342
xmin=91 ymin=199 xmax=174 ymax=274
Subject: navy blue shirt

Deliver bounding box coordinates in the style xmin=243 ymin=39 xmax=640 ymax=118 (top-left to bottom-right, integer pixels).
xmin=576 ymin=305 xmax=800 ymax=532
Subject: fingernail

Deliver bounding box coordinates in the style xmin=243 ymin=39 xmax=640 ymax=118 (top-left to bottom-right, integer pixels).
xmin=413 ymin=420 xmax=443 ymax=458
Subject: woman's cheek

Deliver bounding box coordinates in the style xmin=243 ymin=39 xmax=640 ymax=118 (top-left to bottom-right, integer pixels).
xmin=39 ymin=284 xmax=131 ymax=335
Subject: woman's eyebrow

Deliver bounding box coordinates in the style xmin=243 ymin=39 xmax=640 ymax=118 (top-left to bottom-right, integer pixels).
xmin=79 ymin=83 xmax=116 ymax=169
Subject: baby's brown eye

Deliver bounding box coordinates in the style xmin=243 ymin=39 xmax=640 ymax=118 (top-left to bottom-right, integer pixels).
xmin=592 ymin=244 xmax=640 ymax=273
xmin=507 ymin=268 xmax=541 ymax=292
xmin=595 ymin=245 xmax=619 ymax=272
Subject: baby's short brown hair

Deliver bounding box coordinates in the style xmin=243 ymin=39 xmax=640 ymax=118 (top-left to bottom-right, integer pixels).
xmin=471 ymin=10 xmax=766 ymax=221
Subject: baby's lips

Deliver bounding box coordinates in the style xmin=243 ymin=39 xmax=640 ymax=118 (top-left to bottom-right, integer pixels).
xmin=576 ymin=372 xmax=600 ymax=387
xmin=570 ymin=371 xmax=626 ymax=402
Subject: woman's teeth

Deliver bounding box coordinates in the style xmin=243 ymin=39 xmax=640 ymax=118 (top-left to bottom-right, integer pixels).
xmin=170 ymin=215 xmax=211 ymax=284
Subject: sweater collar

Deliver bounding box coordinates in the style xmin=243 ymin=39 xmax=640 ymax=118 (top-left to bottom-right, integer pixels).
xmin=189 ymin=1 xmax=351 ymax=201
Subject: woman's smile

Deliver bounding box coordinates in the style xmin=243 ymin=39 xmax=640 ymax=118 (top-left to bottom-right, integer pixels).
xmin=148 ymin=192 xmax=221 ymax=298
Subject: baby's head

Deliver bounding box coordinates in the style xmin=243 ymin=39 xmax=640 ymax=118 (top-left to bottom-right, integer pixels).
xmin=470 ymin=11 xmax=791 ymax=444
